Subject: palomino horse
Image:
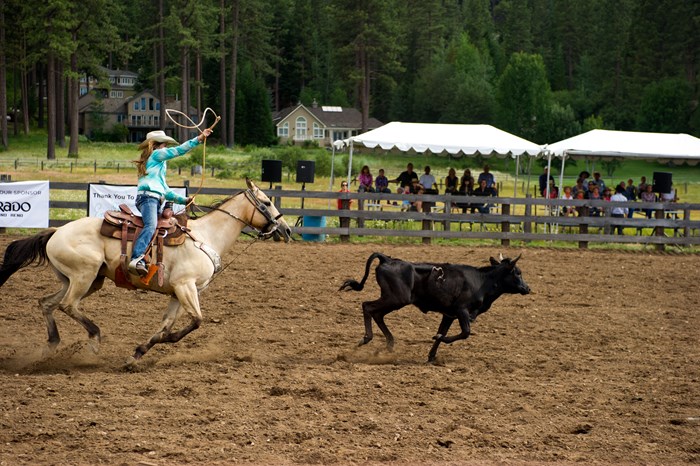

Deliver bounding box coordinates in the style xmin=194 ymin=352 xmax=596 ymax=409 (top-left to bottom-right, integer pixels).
xmin=0 ymin=179 xmax=291 ymax=365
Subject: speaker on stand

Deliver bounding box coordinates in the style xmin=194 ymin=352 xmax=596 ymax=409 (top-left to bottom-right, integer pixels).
xmin=652 ymin=171 xmax=672 ymax=194
xmin=261 ymin=159 xmax=282 ymax=189
xmin=296 ymin=160 xmax=315 ymax=210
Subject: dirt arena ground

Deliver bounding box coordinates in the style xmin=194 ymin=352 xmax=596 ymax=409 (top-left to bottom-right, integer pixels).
xmin=0 ymin=235 xmax=698 ymax=465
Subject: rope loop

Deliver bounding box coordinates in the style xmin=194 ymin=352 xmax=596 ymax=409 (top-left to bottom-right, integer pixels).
xmin=165 ymin=107 xmax=221 ymax=203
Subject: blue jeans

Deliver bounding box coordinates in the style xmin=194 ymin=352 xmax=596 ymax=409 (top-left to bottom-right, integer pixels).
xmin=131 ymin=194 xmax=161 ymax=260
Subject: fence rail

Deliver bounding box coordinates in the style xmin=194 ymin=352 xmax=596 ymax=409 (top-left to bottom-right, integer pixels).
xmin=13 ymin=182 xmax=700 ymax=250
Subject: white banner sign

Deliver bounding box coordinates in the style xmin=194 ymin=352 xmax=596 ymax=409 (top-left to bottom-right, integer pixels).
xmin=0 ymin=180 xmax=50 ymax=228
xmin=88 ymin=184 xmax=187 ymax=218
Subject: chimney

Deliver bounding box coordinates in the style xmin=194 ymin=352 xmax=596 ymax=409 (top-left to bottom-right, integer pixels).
xmin=312 ymin=99 xmax=318 ymax=108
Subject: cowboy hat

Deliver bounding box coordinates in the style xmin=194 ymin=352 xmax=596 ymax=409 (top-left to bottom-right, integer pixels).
xmin=139 ymin=130 xmax=178 ymax=147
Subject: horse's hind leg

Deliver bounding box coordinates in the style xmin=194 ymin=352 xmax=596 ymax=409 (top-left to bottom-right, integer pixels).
xmin=58 ymin=276 xmax=103 ymax=354
xmin=38 ymin=281 xmax=68 ymax=356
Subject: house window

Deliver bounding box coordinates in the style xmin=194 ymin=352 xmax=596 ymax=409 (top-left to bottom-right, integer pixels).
xmin=154 ymin=116 xmax=159 ymax=126
xmin=110 ymin=90 xmax=123 ymax=98
xmin=313 ymin=123 xmax=324 ymax=139
xmin=295 ymin=117 xmax=307 ymax=139
xmin=278 ymin=122 xmax=289 ymax=137
xmin=149 ymin=98 xmax=154 ymax=111
xmin=156 ymin=102 xmax=160 ymax=110
xmin=131 ymin=115 xmax=137 ymax=125
xmin=140 ymin=97 xmax=146 ymax=111
xmin=133 ymin=101 xmax=139 ymax=111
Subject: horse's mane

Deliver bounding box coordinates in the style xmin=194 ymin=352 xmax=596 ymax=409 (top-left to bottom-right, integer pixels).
xmin=189 ymin=193 xmax=242 ymax=218
xmin=208 ymin=196 xmax=235 ymax=210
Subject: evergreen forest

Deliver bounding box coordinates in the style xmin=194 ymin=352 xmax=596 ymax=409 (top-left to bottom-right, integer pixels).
xmin=0 ymin=0 xmax=698 ymax=158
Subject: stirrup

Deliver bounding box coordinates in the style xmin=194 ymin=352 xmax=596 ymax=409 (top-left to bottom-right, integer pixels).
xmin=128 ymin=257 xmax=148 ymax=277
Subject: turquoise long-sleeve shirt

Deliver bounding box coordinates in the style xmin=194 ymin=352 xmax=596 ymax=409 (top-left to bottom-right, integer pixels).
xmin=137 ymin=137 xmax=200 ymax=204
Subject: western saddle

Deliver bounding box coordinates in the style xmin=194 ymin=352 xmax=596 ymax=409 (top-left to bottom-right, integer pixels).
xmin=100 ymin=203 xmax=190 ymax=288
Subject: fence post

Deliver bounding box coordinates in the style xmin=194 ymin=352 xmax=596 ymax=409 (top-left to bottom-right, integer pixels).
xmin=357 ymin=198 xmax=365 ymax=229
xmin=523 ymin=195 xmax=532 ymax=236
xmin=443 ymin=193 xmax=451 ymax=231
xmin=654 ymin=209 xmax=665 ymax=251
xmin=501 ymin=203 xmax=510 ymax=247
xmin=579 ymin=206 xmax=589 ymax=249
xmin=273 ymin=185 xmax=282 ymax=210
xmin=683 ymin=208 xmax=690 ymax=238
xmin=339 ymin=198 xmax=350 ymax=243
xmin=421 ymin=199 xmax=433 ymax=245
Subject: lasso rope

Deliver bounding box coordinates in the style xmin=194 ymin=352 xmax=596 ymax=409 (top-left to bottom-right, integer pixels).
xmin=165 ymin=107 xmax=221 ymax=203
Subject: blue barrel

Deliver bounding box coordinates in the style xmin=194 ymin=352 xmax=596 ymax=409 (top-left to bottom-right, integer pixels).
xmin=302 ymin=216 xmax=326 ymax=241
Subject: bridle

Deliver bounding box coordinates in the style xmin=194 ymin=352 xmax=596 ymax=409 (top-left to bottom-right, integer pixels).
xmin=196 ymin=188 xmax=285 ymax=239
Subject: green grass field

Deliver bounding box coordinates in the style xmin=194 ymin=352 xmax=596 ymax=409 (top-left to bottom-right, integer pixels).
xmin=2 ymin=130 xmax=699 ymax=201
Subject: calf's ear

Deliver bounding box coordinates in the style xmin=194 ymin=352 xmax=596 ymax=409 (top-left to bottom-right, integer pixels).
xmin=489 ymin=256 xmax=500 ymax=266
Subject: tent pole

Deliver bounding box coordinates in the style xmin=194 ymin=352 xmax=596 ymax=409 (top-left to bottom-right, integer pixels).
xmin=329 ymin=143 xmax=337 ymax=209
xmin=347 ymin=140 xmax=354 ymax=187
xmin=545 ymin=152 xmax=553 ymax=234
xmin=525 ymin=156 xmax=533 ymax=197
xmin=330 ymin=144 xmax=336 ymax=191
xmin=514 ymin=154 xmax=520 ymax=197
xmin=559 ymin=156 xmax=566 ymax=193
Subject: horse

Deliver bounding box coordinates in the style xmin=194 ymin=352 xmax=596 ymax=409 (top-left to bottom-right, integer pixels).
xmin=0 ymin=178 xmax=291 ymax=365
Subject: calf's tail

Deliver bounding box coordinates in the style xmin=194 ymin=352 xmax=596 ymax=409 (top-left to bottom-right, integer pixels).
xmin=339 ymin=252 xmax=388 ymax=292
xmin=0 ymin=229 xmax=56 ymax=288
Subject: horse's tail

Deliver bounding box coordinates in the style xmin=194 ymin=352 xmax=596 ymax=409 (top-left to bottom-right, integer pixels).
xmin=0 ymin=229 xmax=56 ymax=288
xmin=339 ymin=252 xmax=389 ymax=292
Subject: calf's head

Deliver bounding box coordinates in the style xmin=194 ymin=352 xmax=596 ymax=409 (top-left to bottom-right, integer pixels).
xmin=490 ymin=254 xmax=531 ymax=295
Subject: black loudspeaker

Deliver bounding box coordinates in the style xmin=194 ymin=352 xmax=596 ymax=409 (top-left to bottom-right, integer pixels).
xmin=652 ymin=171 xmax=672 ymax=194
xmin=296 ymin=160 xmax=315 ymax=184
xmin=261 ymin=159 xmax=282 ymax=183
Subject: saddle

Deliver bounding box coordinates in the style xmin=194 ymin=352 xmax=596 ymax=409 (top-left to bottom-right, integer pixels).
xmin=100 ymin=204 xmax=190 ymax=287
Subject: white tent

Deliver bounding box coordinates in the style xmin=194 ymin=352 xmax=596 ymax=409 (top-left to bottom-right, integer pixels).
xmin=331 ymin=121 xmax=543 ymax=195
xmin=542 ymin=129 xmax=700 ymax=199
xmin=546 ymin=129 xmax=700 ymax=164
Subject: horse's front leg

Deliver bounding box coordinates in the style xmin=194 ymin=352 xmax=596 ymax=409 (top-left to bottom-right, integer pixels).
xmin=127 ymin=296 xmax=183 ymax=365
xmin=127 ymin=282 xmax=202 ymax=365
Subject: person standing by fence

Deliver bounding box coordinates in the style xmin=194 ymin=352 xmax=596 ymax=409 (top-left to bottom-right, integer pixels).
xmin=610 ymin=185 xmax=629 ymax=234
xmin=337 ymin=181 xmax=352 ymax=210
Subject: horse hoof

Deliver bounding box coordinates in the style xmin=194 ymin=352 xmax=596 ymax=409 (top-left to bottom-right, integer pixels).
xmin=42 ymin=342 xmax=59 ymax=358
xmin=358 ymin=337 xmax=372 ymax=346
xmin=124 ymin=356 xmax=139 ymax=370
xmin=87 ymin=337 xmax=100 ymax=354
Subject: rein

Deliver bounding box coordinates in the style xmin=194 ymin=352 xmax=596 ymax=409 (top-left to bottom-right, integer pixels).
xmin=186 ymin=188 xmax=282 ymax=285
xmin=190 ymin=188 xmax=283 ymax=240
xmin=165 ymin=107 xmax=221 ymax=203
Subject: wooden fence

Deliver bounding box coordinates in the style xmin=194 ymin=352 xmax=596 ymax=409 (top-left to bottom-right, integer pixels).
xmin=22 ymin=182 xmax=700 ymax=250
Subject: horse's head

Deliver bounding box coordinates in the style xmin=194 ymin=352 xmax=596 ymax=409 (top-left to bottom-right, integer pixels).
xmin=243 ymin=179 xmax=292 ymax=242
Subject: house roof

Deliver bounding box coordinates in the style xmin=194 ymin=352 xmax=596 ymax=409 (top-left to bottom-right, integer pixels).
xmin=77 ymin=92 xmax=127 ymax=113
xmin=78 ymin=89 xmax=196 ymax=115
xmin=97 ymin=65 xmax=138 ymax=79
xmin=274 ymin=103 xmax=383 ymax=130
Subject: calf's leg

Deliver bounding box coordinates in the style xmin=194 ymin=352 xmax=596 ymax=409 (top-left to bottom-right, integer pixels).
xmin=428 ymin=314 xmax=455 ymax=362
xmin=437 ymin=309 xmax=471 ymax=345
xmin=359 ymin=297 xmax=403 ymax=350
